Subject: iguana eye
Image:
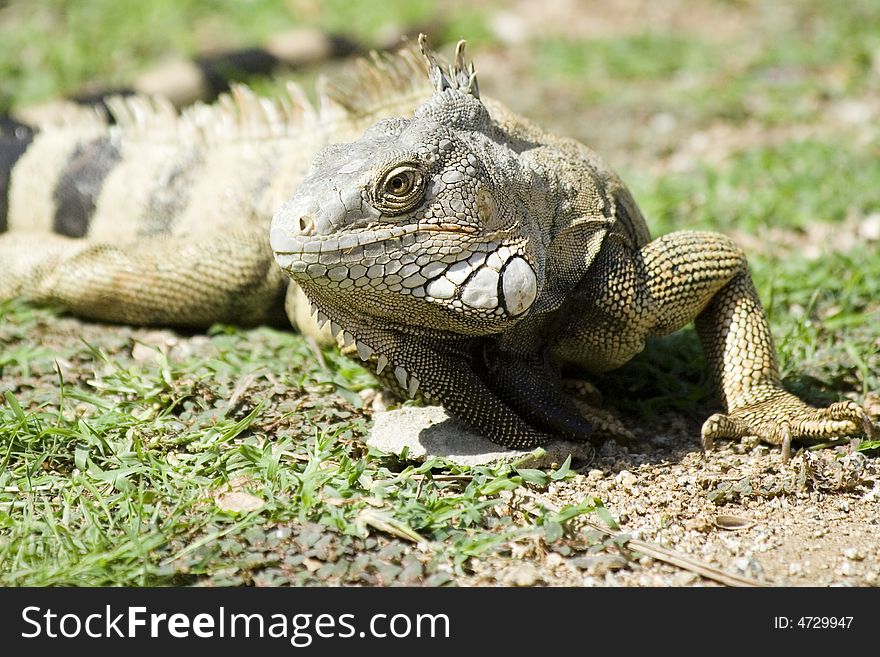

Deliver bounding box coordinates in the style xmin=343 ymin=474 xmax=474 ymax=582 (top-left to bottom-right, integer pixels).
xmin=371 ymin=163 xmax=425 ymax=215
xmin=387 ymin=171 xmax=414 ymax=195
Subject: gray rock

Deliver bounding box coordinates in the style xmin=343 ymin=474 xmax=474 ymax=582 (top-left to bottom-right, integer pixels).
xmin=366 ymin=405 xmax=594 ymax=467
xmin=568 ymin=554 xmax=629 ymax=575
xmin=501 ymin=563 xmax=541 ymax=586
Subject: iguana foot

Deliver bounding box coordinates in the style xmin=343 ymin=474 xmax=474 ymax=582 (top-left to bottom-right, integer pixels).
xmin=701 ymin=386 xmax=874 ymax=461
xmin=561 ymin=379 xmax=635 ymax=444
xmin=561 ymin=378 xmax=603 ymax=407
xmin=566 ymin=397 xmax=635 ymax=445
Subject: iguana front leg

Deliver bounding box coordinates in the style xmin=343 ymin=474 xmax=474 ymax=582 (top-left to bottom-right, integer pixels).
xmin=553 ymin=230 xmax=873 ymax=458
xmin=647 ymin=231 xmax=872 ymax=458
xmin=297 ymin=300 xmax=554 ymax=449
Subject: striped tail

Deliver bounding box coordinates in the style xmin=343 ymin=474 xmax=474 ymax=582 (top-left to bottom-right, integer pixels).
xmin=0 ymin=118 xmax=34 ymax=234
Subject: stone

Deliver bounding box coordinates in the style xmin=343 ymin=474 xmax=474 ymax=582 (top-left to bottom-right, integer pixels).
xmin=215 ymin=491 xmax=264 ymax=513
xmin=568 ymin=554 xmax=628 ymax=575
xmin=502 ymin=563 xmax=540 ymax=587
xmin=366 ymin=405 xmax=594 ymax=467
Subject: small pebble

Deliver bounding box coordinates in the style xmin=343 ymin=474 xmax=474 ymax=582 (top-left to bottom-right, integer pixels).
xmin=733 ymin=557 xmax=764 ymax=580
xmin=569 ymin=555 xmax=628 ymax=576
xmin=671 ymin=571 xmax=698 ymax=586
xmin=842 ymin=548 xmax=864 ymax=561
xmin=587 ymin=469 xmax=605 ymax=481
xmin=545 ymin=553 xmax=564 ymax=568
xmin=616 ymin=470 xmax=637 ymax=490
xmin=837 ymin=561 xmax=858 ymax=577
xmin=503 ymin=563 xmax=540 ymax=587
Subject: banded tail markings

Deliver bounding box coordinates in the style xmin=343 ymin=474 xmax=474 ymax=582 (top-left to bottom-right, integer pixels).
xmin=139 ymin=148 xmax=205 ymax=236
xmin=0 ymin=119 xmax=35 ymax=233
xmin=7 ymin=120 xmax=107 ymax=235
xmin=110 ymin=30 xmax=361 ymax=109
xmin=85 ymin=138 xmax=180 ymax=242
xmin=52 ymin=136 xmax=122 ymax=238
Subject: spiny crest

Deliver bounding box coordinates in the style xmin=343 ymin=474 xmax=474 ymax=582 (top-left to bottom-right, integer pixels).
xmin=41 ymin=43 xmax=434 ymax=146
xmin=418 ymin=34 xmax=480 ymax=99
xmin=24 ymin=99 xmax=109 ymax=130
xmin=103 ymin=82 xmax=319 ymax=145
xmin=316 ymin=41 xmax=432 ymax=120
xmin=105 ymin=94 xmax=179 ymax=135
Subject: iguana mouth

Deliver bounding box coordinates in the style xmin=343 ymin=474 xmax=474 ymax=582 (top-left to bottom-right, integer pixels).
xmin=270 ymin=222 xmax=477 ymax=258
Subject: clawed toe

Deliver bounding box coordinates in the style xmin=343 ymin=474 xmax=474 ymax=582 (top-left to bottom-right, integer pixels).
xmin=700 ymin=412 xmax=743 ymax=453
xmin=828 ymin=401 xmax=875 ymax=437
xmin=700 ymin=393 xmax=873 ymax=461
xmin=780 ymin=422 xmax=792 ymax=462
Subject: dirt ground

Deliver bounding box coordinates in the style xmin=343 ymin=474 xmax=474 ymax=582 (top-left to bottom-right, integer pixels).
xmin=467 ymin=421 xmax=880 ymax=587
xmin=13 ymin=316 xmax=879 ymax=588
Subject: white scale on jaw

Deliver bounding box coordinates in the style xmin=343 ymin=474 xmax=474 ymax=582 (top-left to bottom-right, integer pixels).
xmin=308 ymin=300 xmax=422 ymax=399
xmin=301 ymin=255 xmax=537 ymax=403
xmin=423 ymin=248 xmax=538 ymax=317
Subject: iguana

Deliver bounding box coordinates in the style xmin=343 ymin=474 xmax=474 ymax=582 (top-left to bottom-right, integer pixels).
xmin=1 ymin=38 xmax=873 ymax=459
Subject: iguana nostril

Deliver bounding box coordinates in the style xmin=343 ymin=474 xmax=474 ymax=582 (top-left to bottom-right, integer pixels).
xmin=296 ymin=216 xmax=315 ymax=235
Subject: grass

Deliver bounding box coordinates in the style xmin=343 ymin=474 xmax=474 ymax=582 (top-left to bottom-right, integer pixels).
xmin=534 ymin=0 xmax=880 ymax=125
xmin=0 ymin=300 xmax=608 ymax=586
xmin=630 ymin=139 xmax=880 ymax=235
xmin=1 ymin=0 xmax=878 ymax=585
xmin=0 ymin=0 xmax=494 ymax=112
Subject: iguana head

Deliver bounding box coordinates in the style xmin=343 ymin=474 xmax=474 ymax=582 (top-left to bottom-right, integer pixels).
xmin=270 ymin=38 xmax=615 ymax=447
xmin=270 ymin=37 xmax=546 ymax=339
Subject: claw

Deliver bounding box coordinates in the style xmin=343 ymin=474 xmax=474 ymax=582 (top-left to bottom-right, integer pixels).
xmin=861 ymin=414 xmax=875 ymax=438
xmin=780 ymin=422 xmax=792 ymax=463
xmin=701 ymin=389 xmax=872 ymax=459
xmin=701 ymin=412 xmax=740 ymax=453
xmin=700 ymin=418 xmax=717 ymax=453
xmin=842 ymin=401 xmax=876 ymax=438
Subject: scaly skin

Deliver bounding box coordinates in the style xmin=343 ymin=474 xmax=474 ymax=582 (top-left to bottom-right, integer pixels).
xmin=271 ymin=37 xmax=874 ymax=455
